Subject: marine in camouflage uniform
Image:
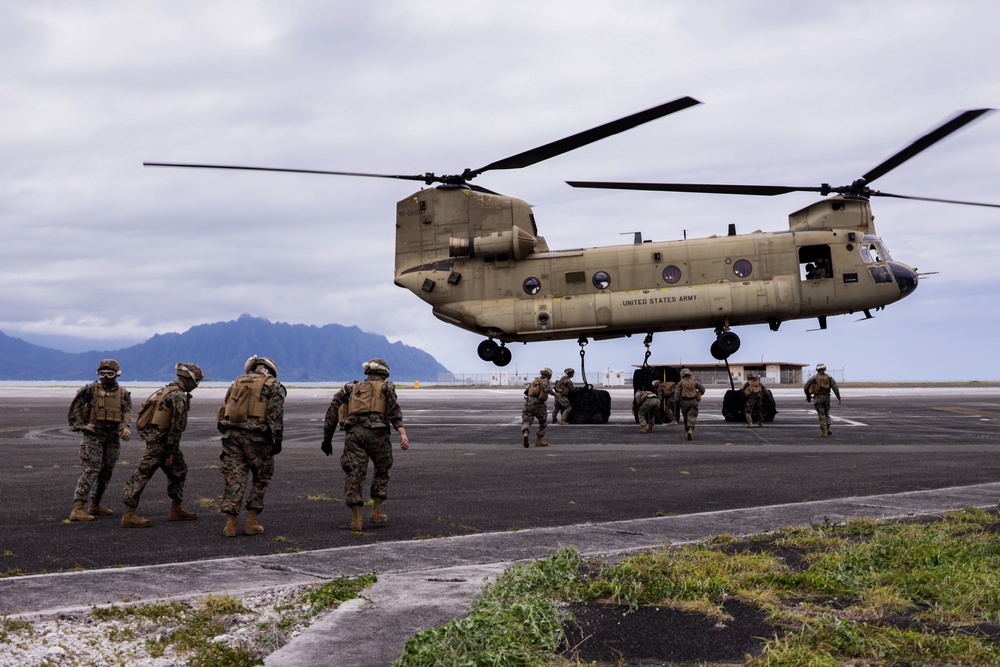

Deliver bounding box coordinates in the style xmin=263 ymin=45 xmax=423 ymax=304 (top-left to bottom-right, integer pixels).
xmin=673 ymin=368 xmax=706 ymax=441
xmin=804 ymin=363 xmax=841 ymax=437
xmin=742 ymin=372 xmax=766 ymax=428
xmin=522 ymin=368 xmax=554 ymax=447
xmin=217 ymin=355 xmax=286 ymax=537
xmin=67 ymin=359 xmax=133 ymax=521
xmin=636 ymin=380 xmax=662 ymax=433
xmin=120 ymin=362 xmax=203 ymax=527
xmin=321 ymin=358 xmax=409 ymax=532
xmin=657 ymin=379 xmax=678 ymax=425
xmin=552 ymin=368 xmax=576 ymax=425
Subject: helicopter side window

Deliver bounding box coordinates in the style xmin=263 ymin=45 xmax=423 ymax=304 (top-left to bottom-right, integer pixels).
xmin=592 ymin=271 xmax=611 ymax=290
xmin=522 ymin=277 xmax=541 ymax=295
xmin=733 ymin=259 xmax=752 ymax=278
xmin=861 ymin=235 xmax=892 ymax=263
xmin=799 ymin=245 xmax=832 ymax=280
xmin=662 ymin=265 xmax=682 ymax=284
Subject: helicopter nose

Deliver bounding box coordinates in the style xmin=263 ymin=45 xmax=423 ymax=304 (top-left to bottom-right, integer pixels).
xmin=888 ymin=261 xmax=918 ymax=295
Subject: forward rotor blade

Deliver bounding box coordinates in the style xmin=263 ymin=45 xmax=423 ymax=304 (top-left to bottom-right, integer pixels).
xmin=566 ymin=181 xmax=823 ymax=196
xmin=143 ymin=162 xmax=431 ymax=182
xmin=861 ymin=108 xmax=995 ymax=184
xmin=872 ymin=190 xmax=1000 ymax=208
xmin=468 ymin=96 xmax=701 ymax=178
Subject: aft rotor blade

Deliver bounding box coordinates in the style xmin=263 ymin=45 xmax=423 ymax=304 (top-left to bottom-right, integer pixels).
xmin=468 ymin=96 xmax=701 ymax=178
xmin=861 ymin=109 xmax=995 ymax=184
xmin=872 ymin=190 xmax=1000 ymax=208
xmin=566 ymin=181 xmax=824 ymax=197
xmin=143 ymin=162 xmax=431 ymax=182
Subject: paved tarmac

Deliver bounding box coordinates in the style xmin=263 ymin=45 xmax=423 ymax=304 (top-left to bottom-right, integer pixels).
xmin=2 ymin=385 xmax=999 ymax=664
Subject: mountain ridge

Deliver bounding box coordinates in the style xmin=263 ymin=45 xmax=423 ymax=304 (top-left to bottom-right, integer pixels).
xmin=0 ymin=315 xmax=449 ymax=382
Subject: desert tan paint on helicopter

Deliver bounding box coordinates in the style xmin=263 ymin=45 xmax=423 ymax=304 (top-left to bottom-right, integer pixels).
xmin=145 ymin=95 xmax=994 ymax=366
xmin=394 ymin=186 xmax=903 ymax=343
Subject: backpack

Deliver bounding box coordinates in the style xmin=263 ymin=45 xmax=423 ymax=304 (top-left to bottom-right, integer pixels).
xmin=223 ymin=373 xmax=270 ymax=424
xmin=136 ymin=386 xmax=180 ymax=430
xmin=348 ymin=380 xmax=387 ymax=417
xmin=680 ymin=378 xmax=699 ymax=399
xmin=745 ymin=378 xmax=762 ymax=396
xmin=527 ymin=379 xmax=542 ymax=397
xmin=816 ymin=374 xmax=831 ymax=390
xmin=554 ymin=378 xmax=569 ymax=397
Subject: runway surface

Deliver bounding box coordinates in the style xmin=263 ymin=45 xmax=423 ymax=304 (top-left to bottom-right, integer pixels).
xmin=2 ymin=385 xmax=999 ymax=576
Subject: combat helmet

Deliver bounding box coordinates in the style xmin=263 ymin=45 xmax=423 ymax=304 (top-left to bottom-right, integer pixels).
xmin=97 ymin=359 xmax=121 ymax=377
xmin=564 ymin=367 xmax=575 ymax=376
xmin=540 ymin=368 xmax=552 ymax=377
xmin=651 ymin=379 xmax=661 ymax=387
xmin=175 ymin=362 xmax=204 ymax=385
xmin=245 ymin=354 xmax=278 ymax=377
xmin=681 ymin=368 xmax=693 ymax=377
xmin=816 ymin=363 xmax=827 ymax=373
xmin=747 ymin=372 xmax=758 ymax=380
xmin=363 ymin=358 xmax=390 ymax=377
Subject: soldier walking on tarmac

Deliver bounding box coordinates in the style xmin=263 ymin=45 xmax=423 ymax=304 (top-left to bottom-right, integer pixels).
xmin=67 ymin=359 xmax=133 ymax=521
xmin=321 ymin=358 xmax=409 ymax=533
xmin=742 ymin=372 xmax=766 ymax=428
xmin=522 ymin=368 xmax=554 ymax=447
xmin=657 ymin=376 xmax=679 ymax=426
xmin=552 ymin=368 xmax=576 ymax=424
xmin=673 ymin=368 xmax=706 ymax=441
xmin=636 ymin=380 xmax=662 ymax=433
xmin=804 ymin=363 xmax=841 ymax=437
xmin=121 ymin=363 xmax=203 ymax=527
xmin=217 ymin=355 xmax=286 ymax=538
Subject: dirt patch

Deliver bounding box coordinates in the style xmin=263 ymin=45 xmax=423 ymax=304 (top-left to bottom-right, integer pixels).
xmin=561 ymin=599 xmax=777 ymax=665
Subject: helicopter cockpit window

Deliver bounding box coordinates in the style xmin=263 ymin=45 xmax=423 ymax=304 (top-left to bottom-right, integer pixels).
xmin=733 ymin=259 xmax=752 ymax=278
xmin=592 ymin=271 xmax=611 ymax=290
xmin=860 ymin=235 xmax=891 ymax=264
xmin=662 ymin=265 xmax=682 ymax=284
xmin=522 ymin=277 xmax=541 ymax=295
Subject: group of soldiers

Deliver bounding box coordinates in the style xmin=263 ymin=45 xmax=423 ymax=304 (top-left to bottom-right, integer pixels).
xmin=68 ymin=355 xmax=407 ymax=536
xmin=523 ymin=363 xmax=842 ymax=444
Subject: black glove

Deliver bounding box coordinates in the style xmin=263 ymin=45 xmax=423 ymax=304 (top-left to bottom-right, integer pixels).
xmin=805 ymin=396 xmax=812 ymax=402
xmin=271 ymin=440 xmax=282 ymax=455
xmin=321 ymin=437 xmax=333 ymax=456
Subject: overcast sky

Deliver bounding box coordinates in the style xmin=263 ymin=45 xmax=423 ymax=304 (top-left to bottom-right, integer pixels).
xmin=2 ymin=1 xmax=999 ymax=382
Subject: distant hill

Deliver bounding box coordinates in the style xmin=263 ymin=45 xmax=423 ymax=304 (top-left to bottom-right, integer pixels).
xmin=0 ymin=315 xmax=449 ymax=382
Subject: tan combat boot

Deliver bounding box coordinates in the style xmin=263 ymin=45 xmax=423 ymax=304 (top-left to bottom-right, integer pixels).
xmin=819 ymin=426 xmax=828 ymax=438
xmin=522 ymin=432 xmax=529 ymax=448
xmin=243 ymin=509 xmax=264 ymax=535
xmin=638 ymin=426 xmax=648 ymax=433
xmin=535 ymin=437 xmax=550 ymax=447
xmin=70 ymin=500 xmax=94 ymax=522
xmin=685 ymin=428 xmax=693 ymax=441
xmin=826 ymin=424 xmax=833 ymax=435
xmin=168 ymin=502 xmax=197 ymax=521
xmin=370 ymin=498 xmax=388 ymax=524
xmin=745 ymin=421 xmax=753 ymax=428
xmin=349 ymin=505 xmax=363 ymax=532
xmin=223 ymin=514 xmax=238 ymax=538
xmin=559 ymin=420 xmax=569 ymax=425
xmin=121 ymin=508 xmax=151 ymax=528
xmin=88 ymin=500 xmax=113 ymax=516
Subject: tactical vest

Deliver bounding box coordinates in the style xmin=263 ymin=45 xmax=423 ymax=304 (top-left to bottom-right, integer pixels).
xmin=815 ymin=374 xmax=831 ymax=392
xmin=136 ymin=386 xmax=186 ymax=431
xmin=347 ymin=380 xmax=387 ymax=418
xmin=88 ymin=385 xmax=124 ymax=424
xmin=680 ymin=378 xmax=699 ymax=399
xmin=745 ymin=379 xmax=762 ymax=396
xmin=223 ymin=373 xmax=271 ymax=424
xmin=555 ymin=378 xmax=570 ymax=396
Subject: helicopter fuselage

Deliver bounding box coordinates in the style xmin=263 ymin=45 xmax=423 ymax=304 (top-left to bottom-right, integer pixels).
xmin=394 ymin=186 xmax=918 ymax=349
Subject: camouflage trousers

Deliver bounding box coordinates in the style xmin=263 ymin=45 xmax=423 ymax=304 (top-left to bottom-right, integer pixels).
xmin=744 ymin=394 xmax=763 ymax=424
xmin=552 ymin=395 xmax=571 ymax=422
xmin=662 ymin=397 xmax=678 ymax=424
xmin=637 ymin=398 xmax=661 ymax=428
xmin=73 ymin=430 xmax=121 ymax=504
xmin=121 ymin=437 xmax=188 ymax=508
xmin=521 ymin=400 xmax=548 ymax=437
xmin=678 ymin=399 xmax=701 ymax=431
xmin=341 ymin=425 xmax=393 ymax=508
xmin=813 ymin=394 xmax=833 ymax=428
xmin=220 ymin=430 xmax=275 ymax=515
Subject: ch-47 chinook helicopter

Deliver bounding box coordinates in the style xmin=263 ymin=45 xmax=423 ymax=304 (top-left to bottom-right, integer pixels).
xmin=146 ymin=96 xmax=999 ymax=369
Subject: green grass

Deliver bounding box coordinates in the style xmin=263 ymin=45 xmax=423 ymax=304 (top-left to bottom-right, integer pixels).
xmin=395 ymin=507 xmax=1000 ymax=666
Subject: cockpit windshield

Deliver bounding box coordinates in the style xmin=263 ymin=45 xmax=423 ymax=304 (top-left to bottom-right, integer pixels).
xmin=860 ymin=235 xmax=892 ymax=264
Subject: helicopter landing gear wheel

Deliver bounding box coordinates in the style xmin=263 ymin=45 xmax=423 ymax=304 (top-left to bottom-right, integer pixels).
xmin=711 ymin=328 xmax=740 ymax=360
xmin=477 ymin=339 xmax=499 ymax=362
xmin=493 ymin=345 xmax=512 ymax=367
